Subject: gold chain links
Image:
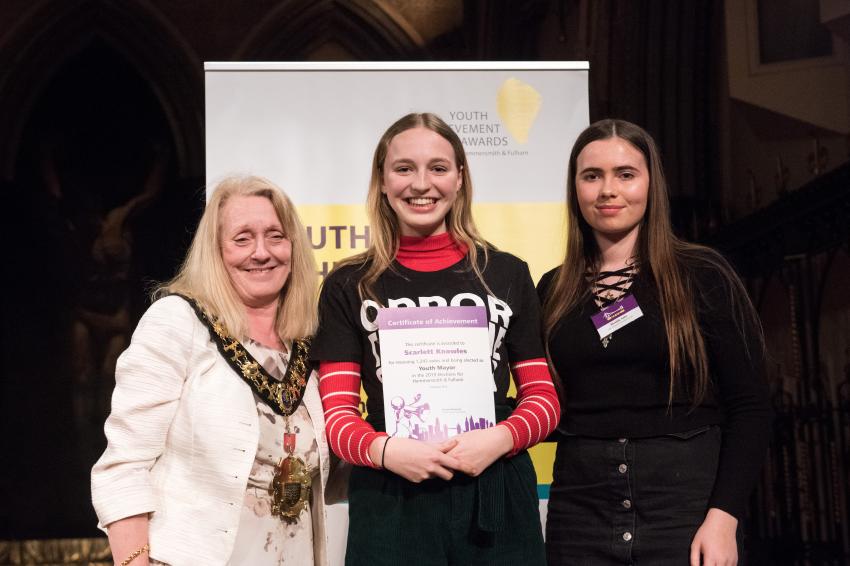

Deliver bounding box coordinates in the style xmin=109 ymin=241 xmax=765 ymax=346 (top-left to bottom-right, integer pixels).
xmin=119 ymin=543 xmax=149 ymax=566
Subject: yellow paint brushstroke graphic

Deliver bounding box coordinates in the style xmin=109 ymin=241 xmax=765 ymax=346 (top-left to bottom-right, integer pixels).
xmin=497 ymin=78 xmax=542 ymax=144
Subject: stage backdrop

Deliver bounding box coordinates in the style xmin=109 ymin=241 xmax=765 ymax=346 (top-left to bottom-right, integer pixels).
xmin=205 ymin=61 xmax=589 ymax=563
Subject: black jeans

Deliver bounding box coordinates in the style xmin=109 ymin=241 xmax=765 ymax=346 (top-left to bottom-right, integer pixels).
xmin=545 ymin=426 xmax=742 ymax=565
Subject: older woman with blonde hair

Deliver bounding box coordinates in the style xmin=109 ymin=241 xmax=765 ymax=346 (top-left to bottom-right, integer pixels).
xmin=92 ymin=176 xmax=339 ymax=566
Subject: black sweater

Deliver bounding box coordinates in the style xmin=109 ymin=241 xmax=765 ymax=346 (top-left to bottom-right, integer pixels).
xmin=537 ymin=257 xmax=772 ymax=519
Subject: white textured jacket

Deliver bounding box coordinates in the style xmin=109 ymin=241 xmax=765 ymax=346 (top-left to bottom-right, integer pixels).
xmin=91 ymin=295 xmax=342 ymax=566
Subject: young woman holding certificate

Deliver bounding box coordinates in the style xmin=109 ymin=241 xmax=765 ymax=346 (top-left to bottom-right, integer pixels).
xmin=538 ymin=119 xmax=772 ymax=565
xmin=312 ymin=112 xmax=559 ymax=566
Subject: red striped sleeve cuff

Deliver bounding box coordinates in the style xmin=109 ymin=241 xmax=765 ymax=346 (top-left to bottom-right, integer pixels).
xmin=499 ymin=358 xmax=560 ymax=456
xmin=318 ymin=361 xmax=386 ymax=468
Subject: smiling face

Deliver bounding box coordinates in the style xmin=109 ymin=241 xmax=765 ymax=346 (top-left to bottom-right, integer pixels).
xmin=219 ymin=195 xmax=292 ymax=308
xmin=381 ymin=127 xmax=463 ymax=238
xmin=575 ymin=136 xmax=649 ymax=247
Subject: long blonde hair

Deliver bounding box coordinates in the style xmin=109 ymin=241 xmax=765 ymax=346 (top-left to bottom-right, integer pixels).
xmin=156 ymin=175 xmax=318 ymax=341
xmin=543 ymin=119 xmax=762 ymax=407
xmin=338 ymin=112 xmax=491 ymax=302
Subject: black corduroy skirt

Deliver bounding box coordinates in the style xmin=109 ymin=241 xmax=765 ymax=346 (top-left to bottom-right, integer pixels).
xmin=345 ymin=405 xmax=546 ymax=566
xmin=345 ymin=451 xmax=545 ymax=566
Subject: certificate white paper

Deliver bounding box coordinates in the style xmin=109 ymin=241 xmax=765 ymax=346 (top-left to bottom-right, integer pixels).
xmin=377 ymin=306 xmax=496 ymax=440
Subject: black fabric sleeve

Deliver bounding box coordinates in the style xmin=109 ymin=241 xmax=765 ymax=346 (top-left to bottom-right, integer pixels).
xmin=697 ymin=261 xmax=773 ymax=519
xmin=505 ymin=258 xmax=547 ymax=363
xmin=311 ymin=267 xmax=365 ymax=363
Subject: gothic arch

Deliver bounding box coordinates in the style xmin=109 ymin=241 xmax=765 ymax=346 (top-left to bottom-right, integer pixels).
xmin=0 ymin=0 xmax=204 ymax=181
xmin=235 ymin=0 xmax=428 ymax=60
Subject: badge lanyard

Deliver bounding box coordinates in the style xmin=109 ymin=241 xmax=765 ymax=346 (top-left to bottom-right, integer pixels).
xmin=589 ymin=264 xmax=643 ymax=348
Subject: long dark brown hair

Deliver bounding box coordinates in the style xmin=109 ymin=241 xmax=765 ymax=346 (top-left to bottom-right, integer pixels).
xmin=542 ymin=119 xmax=761 ymax=407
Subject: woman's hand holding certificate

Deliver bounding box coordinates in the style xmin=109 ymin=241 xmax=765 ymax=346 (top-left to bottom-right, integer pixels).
xmin=444 ymin=425 xmax=514 ymax=477
xmin=369 ymin=436 xmax=462 ymax=482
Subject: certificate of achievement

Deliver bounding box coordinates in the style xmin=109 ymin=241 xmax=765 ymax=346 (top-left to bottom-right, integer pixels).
xmin=377 ymin=306 xmax=496 ymax=441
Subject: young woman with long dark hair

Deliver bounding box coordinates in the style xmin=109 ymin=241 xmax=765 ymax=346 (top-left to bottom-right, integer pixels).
xmin=539 ymin=119 xmax=772 ymax=566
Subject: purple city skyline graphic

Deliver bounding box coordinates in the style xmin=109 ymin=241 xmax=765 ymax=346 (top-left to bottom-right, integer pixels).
xmin=409 ymin=414 xmax=495 ymax=442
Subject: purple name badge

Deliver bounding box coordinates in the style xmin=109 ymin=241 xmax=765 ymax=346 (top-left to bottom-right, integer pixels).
xmin=590 ymin=294 xmax=643 ymax=339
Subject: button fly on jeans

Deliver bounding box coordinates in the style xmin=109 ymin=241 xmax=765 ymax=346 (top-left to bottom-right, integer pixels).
xmin=622 ymin=499 xmax=631 ymax=509
xmin=622 ymin=532 xmax=632 ymax=541
xmin=618 ymin=463 xmax=628 ymax=473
